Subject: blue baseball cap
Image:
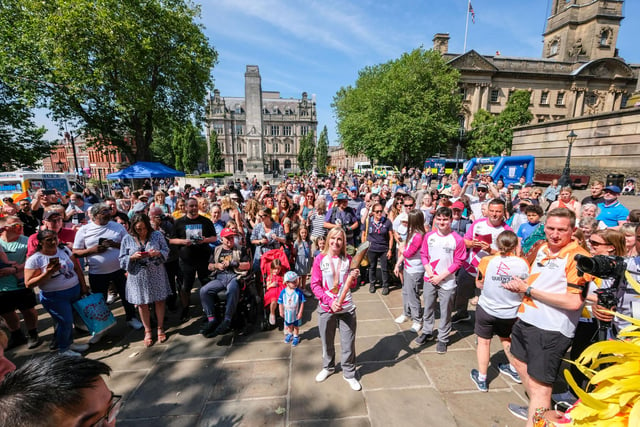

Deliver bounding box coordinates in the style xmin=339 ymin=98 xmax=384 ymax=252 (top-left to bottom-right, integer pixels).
xmin=284 ymin=271 xmax=299 ymax=283
xmin=604 ymin=185 xmax=621 ymax=194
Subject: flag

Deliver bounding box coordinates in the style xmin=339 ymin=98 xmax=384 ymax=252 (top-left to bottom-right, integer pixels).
xmin=469 ymin=2 xmax=475 ymax=24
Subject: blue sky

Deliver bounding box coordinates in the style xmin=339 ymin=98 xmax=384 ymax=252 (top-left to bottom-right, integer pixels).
xmin=35 ymin=0 xmax=640 ymax=145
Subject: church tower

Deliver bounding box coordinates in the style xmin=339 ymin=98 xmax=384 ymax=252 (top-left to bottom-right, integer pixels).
xmin=543 ymin=0 xmax=624 ymax=62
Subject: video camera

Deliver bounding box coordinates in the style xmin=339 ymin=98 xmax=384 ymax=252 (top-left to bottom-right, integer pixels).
xmin=575 ymin=254 xmax=627 ymax=340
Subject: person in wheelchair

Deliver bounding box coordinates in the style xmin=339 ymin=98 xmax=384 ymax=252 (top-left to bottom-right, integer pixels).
xmin=199 ymin=227 xmax=251 ymax=338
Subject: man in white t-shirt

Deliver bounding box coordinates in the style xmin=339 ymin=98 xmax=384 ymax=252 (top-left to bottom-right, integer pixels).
xmin=415 ymin=206 xmax=467 ymax=354
xmin=73 ymin=203 xmax=142 ymax=339
xmin=452 ymin=199 xmax=511 ymax=324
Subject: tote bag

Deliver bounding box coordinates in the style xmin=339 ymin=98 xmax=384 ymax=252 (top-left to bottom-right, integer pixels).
xmin=73 ymin=293 xmax=116 ymax=336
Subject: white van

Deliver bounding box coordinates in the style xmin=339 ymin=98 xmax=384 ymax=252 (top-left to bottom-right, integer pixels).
xmin=354 ymin=162 xmax=372 ymax=174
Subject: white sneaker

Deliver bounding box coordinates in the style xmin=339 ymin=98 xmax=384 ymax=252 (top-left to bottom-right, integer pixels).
xmin=394 ymin=314 xmax=408 ymax=324
xmin=410 ymin=321 xmax=422 ymax=333
xmin=59 ymin=349 xmax=83 ymax=357
xmin=88 ymin=331 xmax=104 ymax=344
xmin=127 ymin=318 xmax=144 ymax=330
xmin=315 ymin=368 xmax=334 ymax=382
xmin=269 ymin=314 xmax=276 ymax=325
xmin=106 ymin=293 xmax=117 ymax=304
xmin=343 ymin=376 xmax=362 ymax=391
xmin=69 ymin=343 xmax=89 ymax=352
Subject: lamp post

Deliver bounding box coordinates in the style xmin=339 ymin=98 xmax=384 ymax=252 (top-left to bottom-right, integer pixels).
xmin=64 ymin=131 xmax=80 ymax=180
xmin=558 ymin=130 xmax=577 ymax=187
xmin=56 ymin=159 xmax=65 ymax=172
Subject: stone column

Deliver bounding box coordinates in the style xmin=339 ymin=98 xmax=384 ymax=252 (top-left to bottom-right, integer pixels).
xmin=244 ymin=65 xmax=265 ymax=179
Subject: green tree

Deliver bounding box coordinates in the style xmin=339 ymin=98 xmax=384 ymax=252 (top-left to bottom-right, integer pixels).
xmin=298 ymin=133 xmax=315 ymax=173
xmin=171 ymin=130 xmax=183 ymax=172
xmin=0 ymin=82 xmax=51 ymax=170
xmin=180 ymin=123 xmax=201 ymax=174
xmin=316 ymin=126 xmax=329 ymax=174
xmin=0 ymin=0 xmax=217 ymax=162
xmin=467 ymin=90 xmax=533 ymax=156
xmin=208 ymin=131 xmax=224 ymax=172
xmin=332 ymin=48 xmax=461 ymax=166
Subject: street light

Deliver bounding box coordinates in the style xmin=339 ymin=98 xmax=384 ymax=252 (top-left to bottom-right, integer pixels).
xmin=56 ymin=159 xmax=65 ymax=172
xmin=558 ymin=130 xmax=577 ymax=187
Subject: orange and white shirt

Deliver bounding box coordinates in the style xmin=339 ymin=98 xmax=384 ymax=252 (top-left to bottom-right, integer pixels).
xmin=517 ymin=240 xmax=589 ymax=338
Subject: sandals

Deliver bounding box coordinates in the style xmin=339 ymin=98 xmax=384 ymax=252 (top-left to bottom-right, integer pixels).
xmin=144 ymin=330 xmax=154 ymax=347
xmin=157 ymin=328 xmax=167 ymax=343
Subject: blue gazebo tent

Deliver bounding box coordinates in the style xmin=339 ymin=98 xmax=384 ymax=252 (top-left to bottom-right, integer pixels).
xmin=107 ymin=162 xmax=185 ymax=180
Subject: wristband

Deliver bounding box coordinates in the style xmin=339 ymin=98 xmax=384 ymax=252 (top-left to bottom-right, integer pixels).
xmin=525 ymin=286 xmax=533 ymax=298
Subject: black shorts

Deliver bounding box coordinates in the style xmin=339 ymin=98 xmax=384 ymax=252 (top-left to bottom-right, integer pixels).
xmin=474 ymin=305 xmax=516 ymax=339
xmin=509 ymin=319 xmax=572 ymax=384
xmin=0 ymin=288 xmax=38 ymax=314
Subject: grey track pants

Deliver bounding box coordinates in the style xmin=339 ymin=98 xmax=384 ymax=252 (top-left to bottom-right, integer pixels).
xmin=317 ymin=308 xmax=357 ymax=379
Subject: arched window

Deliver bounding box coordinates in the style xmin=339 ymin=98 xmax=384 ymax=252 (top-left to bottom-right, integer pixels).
xmin=237 ymin=159 xmax=244 ymax=172
xmin=600 ymin=30 xmax=610 ymax=46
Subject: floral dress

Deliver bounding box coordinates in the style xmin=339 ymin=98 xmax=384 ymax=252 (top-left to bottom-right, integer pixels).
xmin=119 ymin=230 xmax=172 ymax=305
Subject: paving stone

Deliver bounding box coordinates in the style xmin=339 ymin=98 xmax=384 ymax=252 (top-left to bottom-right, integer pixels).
xmin=225 ymin=341 xmax=291 ymax=362
xmin=355 ymin=319 xmax=400 ymax=338
xmin=119 ymin=359 xmax=221 ymax=418
xmin=210 ymin=360 xmax=289 ymax=400
xmin=417 ymin=348 xmax=483 ymax=393
xmin=159 ymin=334 xmax=230 ymax=361
xmin=445 ymin=390 xmax=526 ymax=427
xmin=356 ymin=334 xmax=414 ymax=363
xmin=366 ymin=388 xmax=456 ymax=427
xmin=289 ymin=418 xmax=371 ymax=427
xmin=105 ymin=369 xmax=148 ymax=399
xmin=198 ymin=398 xmax=287 ymax=427
xmin=94 ymin=343 xmax=168 ymax=372
xmin=358 ymin=357 xmax=431 ymax=389
xmin=117 ymin=415 xmax=199 ymax=427
xmin=351 ymin=300 xmax=391 ymax=321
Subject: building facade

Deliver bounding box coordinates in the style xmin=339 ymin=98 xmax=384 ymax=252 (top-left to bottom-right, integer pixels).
xmin=205 ymin=65 xmax=318 ymax=177
xmin=434 ymin=0 xmax=638 ymax=133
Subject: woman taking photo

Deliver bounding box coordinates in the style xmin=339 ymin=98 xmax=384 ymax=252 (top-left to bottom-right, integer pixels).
xmin=24 ymin=230 xmax=89 ymax=356
xmin=311 ymin=227 xmax=361 ymax=391
xmin=250 ymin=207 xmax=286 ymax=273
xmin=119 ymin=214 xmax=172 ymax=347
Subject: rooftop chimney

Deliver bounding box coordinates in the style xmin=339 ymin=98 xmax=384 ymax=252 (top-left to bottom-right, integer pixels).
xmin=432 ymin=33 xmax=450 ymax=54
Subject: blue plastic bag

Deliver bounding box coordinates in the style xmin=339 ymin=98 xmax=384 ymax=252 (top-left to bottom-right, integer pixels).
xmin=73 ymin=293 xmax=116 ymax=336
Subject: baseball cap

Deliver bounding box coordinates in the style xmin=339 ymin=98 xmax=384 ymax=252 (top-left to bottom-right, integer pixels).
xmin=132 ymin=201 xmax=147 ymax=213
xmin=43 ymin=210 xmax=62 ymax=221
xmin=604 ymin=185 xmax=621 ymax=194
xmin=284 ymin=271 xmax=299 ymax=283
xmin=336 ymin=193 xmax=348 ymax=201
xmin=476 ymin=183 xmax=488 ymax=190
xmin=220 ymin=227 xmax=237 ymax=238
xmin=349 ymin=186 xmax=358 ymax=192
xmin=206 ymin=185 xmax=215 ymax=192
xmin=451 ymin=201 xmax=465 ymax=211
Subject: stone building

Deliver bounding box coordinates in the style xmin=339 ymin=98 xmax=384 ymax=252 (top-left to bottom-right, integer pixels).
xmin=205 ymin=65 xmax=318 ymax=178
xmin=435 ymin=0 xmax=638 ymax=132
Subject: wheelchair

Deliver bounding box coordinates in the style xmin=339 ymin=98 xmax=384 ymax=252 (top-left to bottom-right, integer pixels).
xmin=211 ymin=271 xmax=261 ymax=334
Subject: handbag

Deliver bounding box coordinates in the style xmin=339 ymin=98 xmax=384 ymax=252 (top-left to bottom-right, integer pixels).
xmin=72 ymin=293 xmax=116 ymax=336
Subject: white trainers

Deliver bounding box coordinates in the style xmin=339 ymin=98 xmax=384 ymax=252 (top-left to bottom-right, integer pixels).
xmin=410 ymin=321 xmax=422 ymax=333
xmin=394 ymin=314 xmax=407 ymax=324
xmin=69 ymin=343 xmax=89 ymax=352
xmin=269 ymin=314 xmax=276 ymax=325
xmin=106 ymin=293 xmax=117 ymax=304
xmin=343 ymin=376 xmax=362 ymax=391
xmin=315 ymin=368 xmax=334 ymax=382
xmin=59 ymin=349 xmax=83 ymax=357
xmin=88 ymin=331 xmax=104 ymax=344
xmin=127 ymin=318 xmax=144 ymax=330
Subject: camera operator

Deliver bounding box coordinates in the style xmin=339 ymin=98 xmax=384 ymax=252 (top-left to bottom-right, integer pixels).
xmin=552 ymin=229 xmax=626 ymax=407
xmin=592 ymin=223 xmax=640 ymax=336
xmin=323 ymin=193 xmax=359 ymax=248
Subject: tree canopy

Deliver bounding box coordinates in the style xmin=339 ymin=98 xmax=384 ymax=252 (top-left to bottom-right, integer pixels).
xmin=466 ymin=90 xmax=533 ymax=157
xmin=0 ymin=0 xmax=217 ymax=162
xmin=332 ymin=48 xmax=461 ymax=166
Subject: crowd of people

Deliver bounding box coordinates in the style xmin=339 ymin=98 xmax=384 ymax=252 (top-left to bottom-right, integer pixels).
xmin=1 ymin=168 xmax=639 ymax=424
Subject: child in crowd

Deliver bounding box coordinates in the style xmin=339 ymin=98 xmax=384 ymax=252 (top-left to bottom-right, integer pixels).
xmin=293 ymin=226 xmax=313 ymax=297
xmin=470 ymin=230 xmax=529 ymax=392
xmin=264 ymin=258 xmax=285 ymax=325
xmin=278 ymin=271 xmax=306 ymax=347
xmin=516 ymin=204 xmax=544 ymax=242
xmin=313 ymin=236 xmax=326 ymax=257
xmin=394 ymin=210 xmax=426 ymax=333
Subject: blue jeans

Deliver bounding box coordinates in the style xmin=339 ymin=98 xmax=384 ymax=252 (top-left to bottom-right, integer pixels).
xmin=40 ymin=284 xmax=81 ymax=352
xmin=200 ymin=273 xmax=240 ymax=321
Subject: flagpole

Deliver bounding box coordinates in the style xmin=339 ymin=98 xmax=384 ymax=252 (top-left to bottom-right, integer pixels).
xmin=463 ymin=0 xmax=470 ymax=52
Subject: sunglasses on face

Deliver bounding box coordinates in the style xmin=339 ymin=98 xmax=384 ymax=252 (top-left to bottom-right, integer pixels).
xmin=373 ymin=210 xmax=382 ymax=213
xmin=404 ymin=203 xmax=414 ymax=208
xmin=589 ymin=240 xmax=611 ymax=247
